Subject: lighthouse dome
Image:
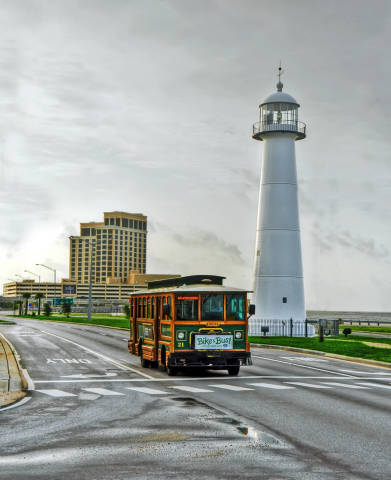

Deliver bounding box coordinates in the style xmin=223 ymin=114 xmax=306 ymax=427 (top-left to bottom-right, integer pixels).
xmin=261 ymin=90 xmax=299 ymax=106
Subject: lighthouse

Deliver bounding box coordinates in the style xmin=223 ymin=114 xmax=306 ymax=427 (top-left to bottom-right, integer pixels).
xmin=251 ymin=68 xmax=306 ymax=330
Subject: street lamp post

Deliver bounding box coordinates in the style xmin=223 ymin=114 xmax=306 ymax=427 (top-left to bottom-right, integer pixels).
xmin=36 ymin=264 xmax=57 ymax=301
xmin=87 ymin=240 xmax=96 ymax=323
xmin=24 ymin=270 xmax=41 ymax=283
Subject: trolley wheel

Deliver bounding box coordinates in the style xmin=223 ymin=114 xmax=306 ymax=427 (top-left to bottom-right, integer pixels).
xmin=167 ymin=365 xmax=177 ymax=376
xmin=227 ymin=365 xmax=240 ymax=376
xmin=140 ymin=355 xmax=150 ymax=368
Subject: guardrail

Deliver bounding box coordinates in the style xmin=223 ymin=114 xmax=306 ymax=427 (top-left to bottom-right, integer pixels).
xmin=252 ymin=120 xmax=306 ymax=138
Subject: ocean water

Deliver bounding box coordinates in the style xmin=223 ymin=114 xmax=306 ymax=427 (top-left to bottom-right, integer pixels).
xmin=307 ymin=311 xmax=391 ymax=323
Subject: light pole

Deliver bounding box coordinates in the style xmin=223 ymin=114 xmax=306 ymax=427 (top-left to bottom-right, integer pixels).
xmin=24 ymin=270 xmax=41 ymax=283
xmin=87 ymin=240 xmax=96 ymax=322
xmin=36 ymin=264 xmax=57 ymax=300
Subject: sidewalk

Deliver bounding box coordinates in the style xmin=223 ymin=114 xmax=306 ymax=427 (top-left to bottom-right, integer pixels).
xmin=0 ymin=332 xmax=27 ymax=408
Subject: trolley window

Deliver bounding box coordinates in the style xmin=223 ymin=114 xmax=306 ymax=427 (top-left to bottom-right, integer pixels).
xmin=226 ymin=294 xmax=244 ymax=321
xmin=201 ymin=294 xmax=223 ymax=321
xmin=175 ymin=296 xmax=199 ymax=321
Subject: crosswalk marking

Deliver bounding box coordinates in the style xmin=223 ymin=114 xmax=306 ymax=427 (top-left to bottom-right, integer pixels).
xmin=320 ymin=382 xmax=369 ymax=389
xmin=285 ymin=382 xmax=331 ymax=389
xmin=339 ymin=369 xmax=391 ymax=375
xmin=356 ymin=382 xmax=391 ymax=389
xmin=169 ymin=386 xmax=213 ymax=393
xmin=83 ymin=387 xmax=124 ymax=396
xmin=208 ymin=384 xmax=253 ymax=391
xmin=248 ymin=382 xmax=294 ymax=389
xmin=36 ymin=389 xmax=77 ymax=397
xmin=126 ymin=387 xmax=169 ymax=395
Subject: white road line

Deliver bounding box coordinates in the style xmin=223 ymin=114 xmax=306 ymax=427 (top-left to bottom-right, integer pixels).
xmin=339 ymin=369 xmax=391 ymax=375
xmin=169 ymin=386 xmax=214 ymax=393
xmin=127 ymin=387 xmax=169 ymax=395
xmin=285 ymin=382 xmax=332 ymax=389
xmin=40 ymin=330 xmax=153 ymax=379
xmin=208 ymin=384 xmax=253 ymax=391
xmin=32 ymin=375 xmax=387 ymax=384
xmin=252 ymin=354 xmax=355 ymax=377
xmin=248 ymin=383 xmax=295 ymax=389
xmin=83 ymin=388 xmax=124 ymax=396
xmin=320 ymin=382 xmax=369 ymax=389
xmin=36 ymin=389 xmax=77 ymax=397
xmin=356 ymin=382 xmax=391 ymax=389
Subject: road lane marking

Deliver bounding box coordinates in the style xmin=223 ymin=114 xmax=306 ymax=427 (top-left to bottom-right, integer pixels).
xmin=339 ymin=369 xmax=391 ymax=375
xmin=285 ymin=382 xmax=332 ymax=389
xmin=127 ymin=387 xmax=169 ymax=395
xmin=83 ymin=388 xmax=124 ymax=396
xmin=36 ymin=389 xmax=77 ymax=397
xmin=356 ymin=382 xmax=391 ymax=389
xmin=252 ymin=355 xmax=355 ymax=377
xmin=207 ymin=384 xmax=253 ymax=391
xmin=40 ymin=330 xmax=153 ymax=379
xmin=169 ymin=386 xmax=213 ymax=393
xmin=248 ymin=383 xmax=294 ymax=389
xmin=32 ymin=375 xmax=389 ymax=384
xmin=280 ymin=356 xmax=328 ymax=362
xmin=320 ymin=382 xmax=369 ymax=389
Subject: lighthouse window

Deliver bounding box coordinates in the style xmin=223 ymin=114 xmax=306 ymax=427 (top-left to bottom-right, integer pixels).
xmin=282 ymin=297 xmax=287 ymax=303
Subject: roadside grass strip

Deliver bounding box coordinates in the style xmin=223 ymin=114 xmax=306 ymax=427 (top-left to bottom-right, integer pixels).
xmin=10 ymin=314 xmax=129 ymax=329
xmin=249 ymin=335 xmax=391 ymax=363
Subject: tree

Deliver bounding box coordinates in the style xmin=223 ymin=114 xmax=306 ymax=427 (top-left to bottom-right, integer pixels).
xmin=62 ymin=303 xmax=72 ymax=318
xmin=123 ymin=303 xmax=130 ymax=318
xmin=35 ymin=292 xmax=45 ymax=316
xmin=21 ymin=292 xmax=30 ymax=315
xmin=43 ymin=302 xmax=52 ymax=317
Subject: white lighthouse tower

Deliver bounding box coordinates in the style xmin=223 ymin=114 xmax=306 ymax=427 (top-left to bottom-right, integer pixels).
xmin=251 ymin=68 xmax=306 ymax=332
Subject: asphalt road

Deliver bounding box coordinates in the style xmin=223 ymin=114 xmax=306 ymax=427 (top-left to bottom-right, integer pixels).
xmin=1 ymin=317 xmax=391 ymax=480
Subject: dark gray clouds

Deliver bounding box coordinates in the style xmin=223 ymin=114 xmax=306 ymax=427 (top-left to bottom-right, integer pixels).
xmin=1 ymin=0 xmax=391 ymax=310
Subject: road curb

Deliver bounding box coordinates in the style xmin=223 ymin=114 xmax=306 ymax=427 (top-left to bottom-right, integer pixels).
xmin=250 ymin=343 xmax=391 ymax=370
xmin=0 ymin=332 xmax=28 ymax=409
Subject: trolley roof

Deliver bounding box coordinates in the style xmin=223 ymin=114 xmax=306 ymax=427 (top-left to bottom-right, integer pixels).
xmin=130 ymin=274 xmax=249 ymax=296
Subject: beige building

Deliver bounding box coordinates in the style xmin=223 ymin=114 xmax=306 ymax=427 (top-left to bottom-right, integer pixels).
xmin=2 ymin=273 xmax=180 ymax=302
xmin=70 ymin=211 xmax=147 ymax=284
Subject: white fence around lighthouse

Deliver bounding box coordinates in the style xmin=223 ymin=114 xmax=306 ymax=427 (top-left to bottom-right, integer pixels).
xmin=248 ymin=319 xmax=316 ymax=337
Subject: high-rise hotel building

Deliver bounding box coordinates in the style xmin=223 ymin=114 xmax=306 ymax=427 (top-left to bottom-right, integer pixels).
xmin=69 ymin=212 xmax=147 ymax=284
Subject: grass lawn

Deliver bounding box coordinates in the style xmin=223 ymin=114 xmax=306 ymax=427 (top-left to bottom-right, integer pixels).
xmin=0 ymin=318 xmax=15 ymax=325
xmin=340 ymin=325 xmax=391 ymax=334
xmin=248 ymin=335 xmax=391 ymax=363
xmin=11 ymin=314 xmax=129 ymax=329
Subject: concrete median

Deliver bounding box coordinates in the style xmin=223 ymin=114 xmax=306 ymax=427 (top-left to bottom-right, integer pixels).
xmin=0 ymin=332 xmax=27 ymax=408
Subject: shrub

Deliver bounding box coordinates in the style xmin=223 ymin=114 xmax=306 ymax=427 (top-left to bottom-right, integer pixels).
xmin=43 ymin=302 xmax=52 ymax=317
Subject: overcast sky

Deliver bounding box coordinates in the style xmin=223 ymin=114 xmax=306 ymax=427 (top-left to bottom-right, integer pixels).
xmin=0 ymin=0 xmax=390 ymax=311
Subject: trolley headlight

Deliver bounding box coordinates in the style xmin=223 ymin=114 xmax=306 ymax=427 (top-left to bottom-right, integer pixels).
xmin=235 ymin=331 xmax=243 ymax=339
xmin=177 ymin=331 xmax=185 ymax=340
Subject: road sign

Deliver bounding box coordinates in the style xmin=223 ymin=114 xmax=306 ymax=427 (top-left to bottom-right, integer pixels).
xmin=52 ymin=298 xmax=74 ymax=306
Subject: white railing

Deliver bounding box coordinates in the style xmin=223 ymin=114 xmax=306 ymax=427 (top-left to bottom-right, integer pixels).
xmin=248 ymin=318 xmax=316 ymax=337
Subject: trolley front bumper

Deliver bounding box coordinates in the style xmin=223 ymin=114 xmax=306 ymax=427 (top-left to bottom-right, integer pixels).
xmin=168 ymin=351 xmax=252 ymax=369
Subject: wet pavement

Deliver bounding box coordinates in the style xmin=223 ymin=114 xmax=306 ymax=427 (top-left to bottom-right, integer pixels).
xmin=1 ymin=317 xmax=391 ymax=479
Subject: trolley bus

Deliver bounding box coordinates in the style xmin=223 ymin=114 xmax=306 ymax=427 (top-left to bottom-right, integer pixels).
xmin=128 ymin=275 xmax=254 ymax=376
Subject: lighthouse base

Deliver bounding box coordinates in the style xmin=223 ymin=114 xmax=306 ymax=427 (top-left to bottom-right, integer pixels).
xmin=248 ymin=318 xmax=316 ymax=337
